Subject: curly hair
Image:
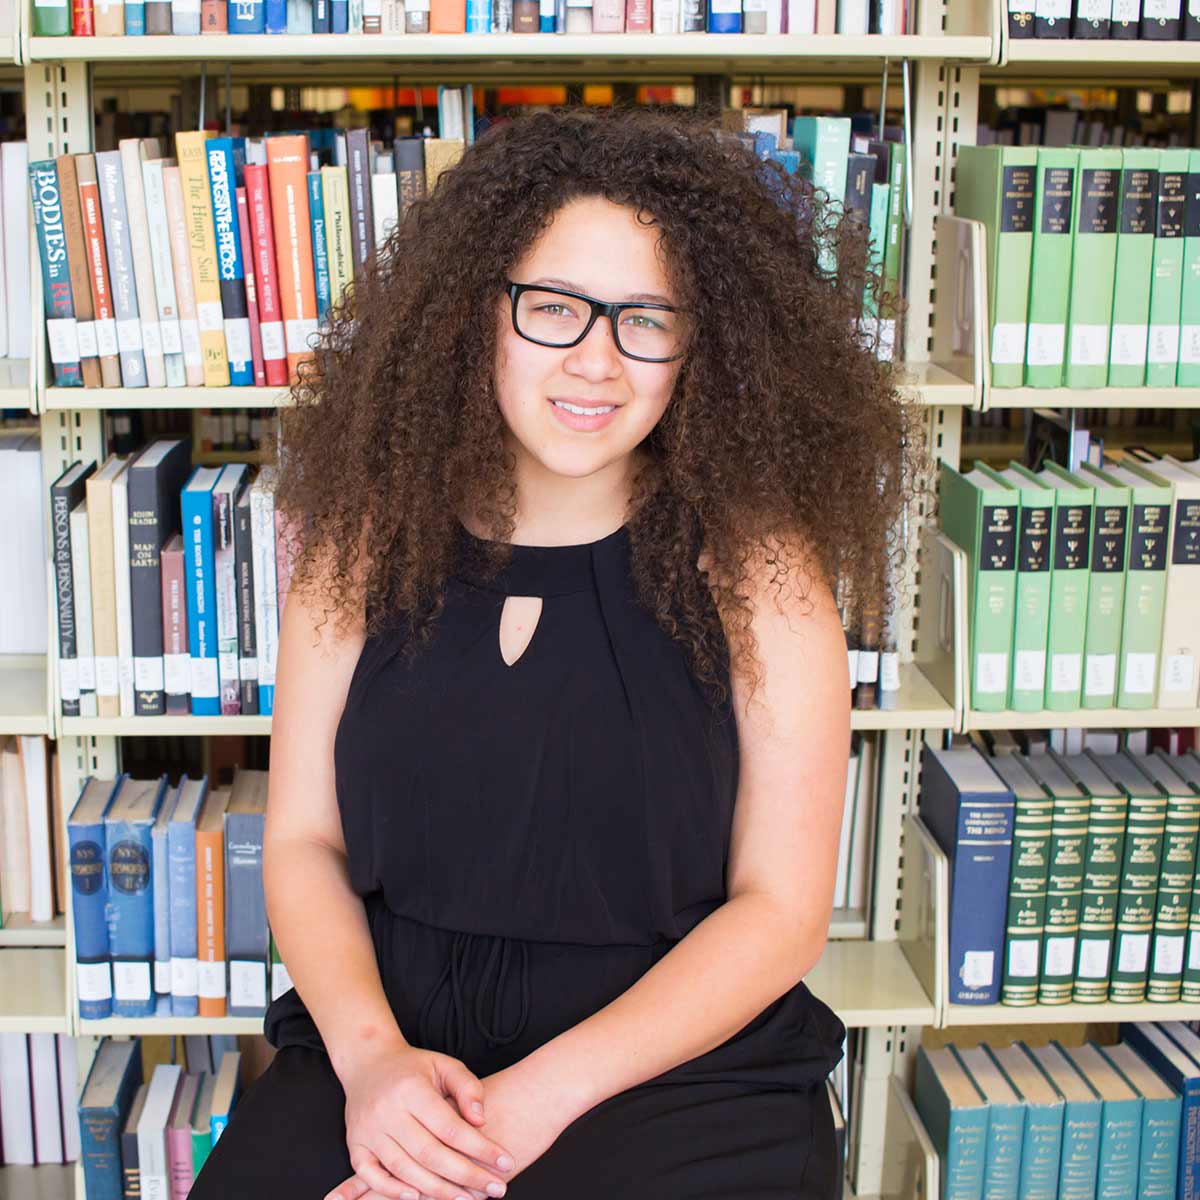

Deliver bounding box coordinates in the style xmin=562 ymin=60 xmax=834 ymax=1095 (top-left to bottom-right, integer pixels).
xmin=268 ymin=103 xmax=933 ymax=712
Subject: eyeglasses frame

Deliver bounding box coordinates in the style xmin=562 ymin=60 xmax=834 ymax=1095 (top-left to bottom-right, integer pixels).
xmin=505 ymin=279 xmax=689 ymax=363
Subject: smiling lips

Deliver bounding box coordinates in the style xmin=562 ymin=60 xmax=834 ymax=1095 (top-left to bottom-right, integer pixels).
xmin=548 ymin=397 xmax=620 ymax=430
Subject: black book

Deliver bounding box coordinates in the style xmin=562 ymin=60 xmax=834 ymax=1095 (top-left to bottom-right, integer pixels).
xmin=120 ymin=1083 xmax=148 ymax=1199
xmin=1008 ymin=0 xmax=1036 ymax=35
xmin=843 ymin=153 xmax=875 ymax=234
xmin=1035 ymin=0 xmax=1071 ymax=36
xmin=1186 ymin=0 xmax=1198 ymax=37
xmin=346 ymin=128 xmax=375 ymax=278
xmin=393 ymin=137 xmax=427 ymax=213
xmin=49 ymin=460 xmax=96 ymax=718
xmin=312 ymin=0 xmax=330 ymax=30
xmin=1109 ymin=0 xmax=1141 ymax=36
xmin=1140 ymin=0 xmax=1181 ymax=36
xmin=234 ymin=485 xmax=259 ymax=715
xmin=126 ymin=437 xmax=193 ymax=716
xmin=1072 ymin=0 xmax=1111 ymax=36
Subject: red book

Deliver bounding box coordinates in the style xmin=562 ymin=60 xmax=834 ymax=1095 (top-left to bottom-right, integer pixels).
xmin=73 ymin=0 xmax=95 ymax=34
xmin=625 ymin=0 xmax=650 ymax=28
xmin=245 ymin=161 xmax=289 ymax=388
xmin=236 ymin=186 xmax=266 ymax=388
xmin=201 ymin=0 xmax=227 ymax=28
xmin=160 ymin=533 xmax=189 ymax=716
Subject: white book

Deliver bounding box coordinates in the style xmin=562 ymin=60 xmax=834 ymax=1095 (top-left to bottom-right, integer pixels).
xmin=846 ymin=734 xmax=876 ymax=913
xmin=213 ymin=464 xmax=248 ymax=713
xmin=835 ymin=0 xmax=868 ymax=32
xmin=70 ymin=498 xmax=99 ymax=718
xmin=371 ymin=171 xmax=399 ymax=255
xmin=137 ymin=1063 xmax=183 ymax=1200
xmin=250 ymin=472 xmax=279 ymax=694
xmin=0 ymin=1033 xmax=35 ymax=1164
xmin=1 ymin=142 xmax=30 ymax=362
xmin=18 ymin=736 xmax=53 ymax=923
xmin=17 ymin=435 xmax=47 ymax=654
xmin=119 ymin=138 xmax=166 ymax=388
xmin=0 ymin=735 xmax=31 ymax=914
xmin=57 ymin=1034 xmax=81 ymax=1162
xmin=140 ymin=156 xmax=186 ymax=387
xmin=833 ymin=739 xmax=859 ymax=909
xmin=0 ymin=150 xmax=8 ymax=358
xmin=1151 ymin=456 xmax=1200 ymax=708
xmin=29 ymin=1032 xmax=64 ymax=1164
xmin=0 ymin=435 xmax=15 ymax=651
xmin=171 ymin=0 xmax=200 ymax=33
xmin=111 ymin=465 xmax=136 ymax=716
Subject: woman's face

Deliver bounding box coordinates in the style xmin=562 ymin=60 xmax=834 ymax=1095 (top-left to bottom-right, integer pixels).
xmin=493 ymin=195 xmax=685 ymax=486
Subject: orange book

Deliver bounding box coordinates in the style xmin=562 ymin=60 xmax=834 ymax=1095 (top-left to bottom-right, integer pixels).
xmin=196 ymin=788 xmax=230 ymax=1019
xmin=430 ymin=0 xmax=466 ymax=31
xmin=265 ymin=135 xmax=318 ymax=384
xmin=75 ymin=154 xmax=122 ymax=388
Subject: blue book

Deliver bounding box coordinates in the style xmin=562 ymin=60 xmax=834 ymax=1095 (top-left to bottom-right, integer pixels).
xmin=168 ymin=775 xmax=208 ymax=1017
xmin=78 ymin=1038 xmax=144 ymax=1200
xmin=265 ymin=0 xmax=287 ymax=30
xmin=152 ymin=789 xmax=175 ymax=1005
xmin=332 ymin=0 xmax=348 ymax=29
xmin=104 ymin=775 xmax=169 ymax=1018
xmin=28 ymin=160 xmax=83 ymax=388
xmin=1103 ymin=1041 xmax=1181 ymax=1200
xmin=914 ymin=1045 xmax=991 ymax=1200
xmin=466 ymin=0 xmax=490 ymax=30
xmin=707 ymin=0 xmax=741 ymax=31
xmin=1158 ymin=1023 xmax=1200 ymax=1200
xmin=1063 ymin=1043 xmax=1143 ymax=1200
xmin=224 ymin=769 xmax=270 ymax=1017
xmin=918 ymin=744 xmax=1017 ymax=1005
xmin=1029 ymin=1041 xmax=1104 ymax=1200
xmin=228 ymin=0 xmax=266 ymax=31
xmin=989 ymin=1043 xmax=1065 ymax=1200
xmin=124 ymin=0 xmax=145 ymax=32
xmin=312 ymin=0 xmax=330 ymax=32
xmin=182 ymin=466 xmax=222 ymax=716
xmin=955 ymin=1045 xmax=1026 ymax=1200
xmin=286 ymin=0 xmax=312 ymax=32
xmin=210 ymin=1050 xmax=242 ymax=1144
xmin=68 ymin=776 xmax=125 ymax=1020
xmin=204 ymin=138 xmax=253 ymax=386
xmin=307 ymin=171 xmax=331 ymax=326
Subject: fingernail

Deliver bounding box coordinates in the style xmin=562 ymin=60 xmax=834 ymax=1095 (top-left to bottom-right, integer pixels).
xmin=487 ymin=1184 xmax=507 ymax=1197
xmin=497 ymin=1154 xmax=515 ymax=1171
xmin=472 ymin=1101 xmax=484 ymax=1117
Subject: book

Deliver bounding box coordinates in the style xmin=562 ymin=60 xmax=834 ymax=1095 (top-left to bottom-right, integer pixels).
xmin=224 ymin=767 xmax=270 ymax=1017
xmin=168 ymin=775 xmax=207 ymax=1017
xmin=1026 ymin=148 xmax=1079 ymax=388
xmin=1146 ymin=149 xmax=1189 ymax=388
xmin=914 ymin=1044 xmax=990 ymax=1200
xmin=196 ymin=787 xmax=230 ymax=1018
xmin=1102 ymin=1041 xmax=1181 ymax=1200
xmin=1059 ymin=1042 xmax=1142 ymax=1200
xmin=180 ymin=466 xmax=222 ymax=717
xmin=988 ymin=1042 xmax=1065 ymax=1200
xmin=137 ymin=1063 xmax=183 ymax=1200
xmin=50 ymin=461 xmax=97 ymax=717
xmin=209 ymin=1049 xmax=241 ymax=1144
xmin=78 ymin=1038 xmax=144 ymax=1200
xmin=954 ymin=1044 xmax=1025 ymax=1200
xmin=1026 ymin=1041 xmax=1103 ymax=1200
xmin=1109 ymin=149 xmax=1159 ymax=388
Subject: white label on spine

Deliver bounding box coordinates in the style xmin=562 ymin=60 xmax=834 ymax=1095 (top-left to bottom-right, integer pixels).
xmin=76 ymin=961 xmax=112 ymax=1002
xmin=172 ymin=957 xmax=199 ymax=997
xmin=1026 ymin=323 xmax=1065 ymax=367
xmin=1118 ymin=932 xmax=1149 ymax=974
xmin=1181 ymin=326 xmax=1200 ymax=365
xmin=1123 ymin=652 xmax=1156 ymax=694
xmin=846 ymin=648 xmax=859 ymax=688
xmin=1010 ymin=0 xmax=1035 ymax=9
xmin=190 ymin=656 xmax=219 ymax=699
xmin=272 ymin=962 xmax=294 ymax=1001
xmin=175 ymin=0 xmax=199 ymax=12
xmin=407 ymin=0 xmax=429 ymax=11
xmin=113 ymin=961 xmax=151 ymax=1002
xmin=286 ymin=317 xmax=319 ymax=354
xmin=95 ymin=655 xmax=120 ymax=697
xmin=1014 ymin=650 xmax=1046 ymax=692
xmin=35 ymin=0 xmax=68 ymax=8
xmin=77 ymin=655 xmax=96 ymax=691
xmin=991 ymin=323 xmax=1026 ymax=366
xmin=230 ymin=961 xmax=267 ymax=1010
xmin=1070 ymin=324 xmax=1108 ymax=366
xmin=198 ymin=959 xmax=226 ymax=999
xmin=1050 ymin=653 xmax=1081 ymax=693
xmin=1074 ymin=0 xmax=1108 ymax=14
xmin=857 ymin=649 xmax=879 ymax=684
xmin=116 ymin=317 xmax=143 ymax=353
xmin=1110 ymin=323 xmax=1148 ymax=365
xmin=961 ymin=950 xmax=994 ymax=989
xmin=94 ymin=317 xmax=119 ymax=358
xmin=1154 ymin=935 xmax=1184 ymax=975
xmin=141 ymin=319 xmax=163 ymax=358
xmin=1148 ymin=324 xmax=1180 ymax=364
xmin=1008 ymin=939 xmax=1038 ymax=978
xmin=218 ymin=650 xmax=239 ymax=683
xmin=1084 ymin=653 xmax=1116 ymax=697
xmin=134 ymin=656 xmax=165 ymax=691
xmin=259 ymin=321 xmax=285 ymax=360
xmin=239 ymin=656 xmax=259 ymax=680
xmin=180 ymin=319 xmax=203 ymax=366
xmin=196 ymin=300 xmax=223 ymax=333
xmin=1043 ymin=935 xmax=1075 ymax=976
xmin=1161 ymin=654 xmax=1196 ymax=694
xmin=58 ymin=657 xmax=80 ymax=702
xmin=711 ymin=0 xmax=740 ymax=10
xmin=224 ymin=318 xmax=252 ymax=368
xmin=1143 ymin=0 xmax=1180 ymax=16
xmin=1190 ymin=933 xmax=1200 ymax=971
xmin=539 ymin=0 xmax=554 ymax=11
xmin=1077 ymin=938 xmax=1110 ymax=979
xmin=1111 ymin=0 xmax=1138 ymax=14
xmin=46 ymin=318 xmax=80 ymax=365
xmin=879 ymin=651 xmax=900 ymax=691
xmin=160 ymin=318 xmax=183 ymax=355
xmin=1036 ymin=0 xmax=1070 ymax=13
xmin=154 ymin=960 xmax=171 ymax=994
xmin=164 ymin=653 xmax=190 ymax=696
xmin=76 ymin=320 xmax=99 ymax=359
xmin=975 ymin=653 xmax=1007 ymax=694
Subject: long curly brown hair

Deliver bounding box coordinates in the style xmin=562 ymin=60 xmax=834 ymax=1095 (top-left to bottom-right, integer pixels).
xmin=269 ymin=103 xmax=933 ymax=712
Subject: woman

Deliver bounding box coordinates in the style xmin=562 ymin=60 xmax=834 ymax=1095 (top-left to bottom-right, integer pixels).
xmin=190 ymin=103 xmax=926 ymax=1200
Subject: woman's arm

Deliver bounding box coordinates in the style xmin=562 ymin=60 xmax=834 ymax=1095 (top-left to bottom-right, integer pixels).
xmin=507 ymin=535 xmax=851 ymax=1123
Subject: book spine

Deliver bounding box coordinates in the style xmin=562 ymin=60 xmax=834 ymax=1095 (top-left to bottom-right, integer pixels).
xmin=1179 ymin=154 xmax=1200 ymax=386
xmin=225 ymin=809 xmax=268 ymax=1016
xmin=1109 ymin=791 xmax=1168 ymax=1002
xmin=244 ymin=162 xmax=288 ymax=388
xmin=974 ymin=498 xmax=1019 ymax=713
xmin=51 ymin=481 xmax=81 ymax=717
xmin=321 ymin=166 xmax=354 ymax=311
xmin=1039 ymin=792 xmax=1091 ymax=1004
xmin=1010 ymin=493 xmax=1053 ymax=709
xmin=1058 ymin=1098 xmax=1104 ymax=1200
xmin=181 ymin=486 xmax=220 ymax=717
xmin=1081 ymin=493 xmax=1128 ymax=709
xmin=1109 ymin=154 xmax=1158 ymax=387
xmin=1185 ymin=835 xmax=1200 ymax=1002
xmin=55 ymin=153 xmax=102 ymax=387
xmin=1045 ymin=495 xmax=1093 ymax=712
xmin=1117 ymin=495 xmax=1171 ymax=708
xmin=167 ymin=814 xmax=199 ymax=1017
xmin=992 ymin=155 xmax=1036 ymax=389
xmin=1137 ymin=1094 xmax=1181 ymax=1200
xmin=250 ymin=483 xmax=278 ymax=715
xmin=34 ymin=0 xmax=73 ymax=33
xmin=69 ymin=816 xmax=113 ymax=1020
xmin=152 ymin=821 xmax=171 ymax=1001
xmin=95 ymin=150 xmax=147 ymax=389
xmin=196 ymin=824 xmax=226 ymax=1018
xmin=1020 ymin=1103 xmax=1066 ymax=1200
xmin=206 ymin=141 xmax=252 ymax=386
xmin=106 ymin=817 xmax=156 ymax=1019
xmin=1002 ymin=786 xmax=1054 ymax=1005
xmin=1071 ymin=790 xmax=1128 ymax=1002
xmin=265 ymin=135 xmax=318 ymax=383
xmin=112 ymin=474 xmax=136 ymax=717
xmin=1147 ymin=792 xmax=1200 ymax=1003
xmin=1065 ymin=153 xmax=1121 ymax=389
xmin=127 ymin=463 xmax=167 ymax=716
xmin=77 ymin=160 xmax=123 ymax=388
xmin=71 ymin=503 xmax=98 ymax=717
xmin=1096 ymin=1096 xmax=1143 ymax=1200
xmin=161 ymin=541 xmax=189 ymax=715
xmin=139 ymin=158 xmax=185 ymax=387
xmin=212 ymin=484 xmax=241 ymax=715
xmin=30 ymin=160 xmax=84 ymax=388
xmin=162 ymin=164 xmax=205 ymax=386
xmin=1072 ymin=0 xmax=1111 ymax=33
xmin=1146 ymin=152 xmax=1188 ymax=386
xmin=234 ymin=498 xmax=259 ymax=715
xmin=235 ymin=187 xmax=266 ymax=387
xmin=1026 ymin=149 xmax=1078 ymax=388
xmin=86 ymin=473 xmax=121 ymax=718
xmin=118 ymin=139 xmax=166 ymax=388
xmin=307 ymin=172 xmax=332 ymax=326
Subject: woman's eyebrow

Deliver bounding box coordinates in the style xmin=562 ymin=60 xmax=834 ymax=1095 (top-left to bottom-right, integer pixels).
xmin=532 ymin=276 xmax=676 ymax=306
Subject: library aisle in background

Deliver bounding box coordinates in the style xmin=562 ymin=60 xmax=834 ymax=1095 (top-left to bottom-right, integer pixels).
xmin=2 ymin=0 xmax=1200 ymax=1194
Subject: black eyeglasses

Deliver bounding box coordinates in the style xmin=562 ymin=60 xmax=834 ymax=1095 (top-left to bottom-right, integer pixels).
xmin=505 ymin=280 xmax=689 ymax=363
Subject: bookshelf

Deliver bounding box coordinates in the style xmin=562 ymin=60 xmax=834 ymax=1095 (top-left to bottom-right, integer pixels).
xmin=4 ymin=2 xmax=1200 ymax=1197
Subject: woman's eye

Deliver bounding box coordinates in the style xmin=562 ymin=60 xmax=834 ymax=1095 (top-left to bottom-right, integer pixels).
xmin=624 ymin=313 xmax=666 ymax=331
xmin=537 ymin=303 xmax=574 ymax=318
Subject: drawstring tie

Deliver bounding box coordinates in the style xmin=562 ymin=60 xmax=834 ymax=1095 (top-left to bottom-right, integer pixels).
xmin=417 ymin=931 xmax=531 ymax=1058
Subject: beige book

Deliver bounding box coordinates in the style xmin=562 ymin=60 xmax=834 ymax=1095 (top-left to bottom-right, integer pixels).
xmin=54 ymin=155 xmax=102 ymax=388
xmin=1152 ymin=456 xmax=1200 ymax=708
xmin=85 ymin=454 xmax=130 ymax=718
xmin=422 ymin=139 xmax=465 ymax=199
xmin=174 ymin=131 xmax=229 ymax=387
xmin=139 ymin=156 xmax=186 ymax=388
xmin=320 ymin=166 xmax=354 ymax=311
xmin=0 ymin=736 xmax=31 ymax=915
xmin=163 ymin=163 xmax=205 ymax=386
xmin=119 ymin=138 xmax=166 ymax=388
xmin=381 ymin=0 xmax=406 ymax=30
xmin=94 ymin=0 xmax=125 ymax=36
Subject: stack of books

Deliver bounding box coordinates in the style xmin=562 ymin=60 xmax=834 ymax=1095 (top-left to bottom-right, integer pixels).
xmin=0 ymin=736 xmax=60 ymax=931
xmin=940 ymin=453 xmax=1200 ymax=715
xmin=956 ymin=144 xmax=1200 ymax=391
xmin=0 ymin=1033 xmax=80 ymax=1167
xmin=1006 ymin=0 xmax=1199 ymax=40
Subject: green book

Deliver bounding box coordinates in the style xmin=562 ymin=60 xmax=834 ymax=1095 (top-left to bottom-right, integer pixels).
xmin=955 ymin=145 xmax=1038 ymax=389
xmin=32 ymin=0 xmax=72 ymax=35
xmin=1167 ymin=751 xmax=1200 ymax=1002
xmin=1090 ymin=752 xmax=1167 ymax=1004
xmin=979 ymin=463 xmax=1053 ymax=711
xmin=993 ymin=754 xmax=1054 ymax=1006
xmin=1023 ymin=751 xmax=1091 ymax=1005
xmin=1065 ymin=147 xmax=1123 ymax=389
xmin=1108 ymin=148 xmax=1159 ymax=387
xmin=191 ymin=1071 xmax=216 ymax=1176
xmin=1055 ymin=752 xmax=1128 ymax=1004
xmin=1180 ymin=151 xmax=1200 ymax=387
xmin=1026 ymin=147 xmax=1080 ymax=388
xmin=1147 ymin=149 xmax=1189 ymax=387
xmin=792 ymin=116 xmax=851 ymax=275
xmin=939 ymin=463 xmax=1019 ymax=713
xmin=1010 ymin=463 xmax=1093 ymax=711
xmin=1129 ymin=751 xmax=1200 ymax=1004
xmin=881 ymin=140 xmax=906 ymax=360
xmin=1104 ymin=462 xmax=1173 ymax=709
xmin=1072 ymin=463 xmax=1130 ymax=710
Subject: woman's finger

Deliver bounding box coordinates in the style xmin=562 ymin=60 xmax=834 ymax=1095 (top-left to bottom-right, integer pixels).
xmin=347 ymin=1145 xmax=418 ymax=1200
xmin=323 ymin=1173 xmax=375 ymax=1200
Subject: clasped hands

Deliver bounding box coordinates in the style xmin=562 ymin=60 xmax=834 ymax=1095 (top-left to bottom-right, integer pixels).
xmin=322 ymin=1040 xmax=572 ymax=1200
